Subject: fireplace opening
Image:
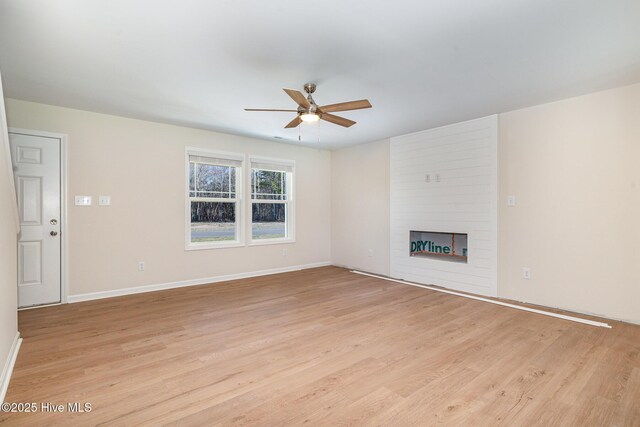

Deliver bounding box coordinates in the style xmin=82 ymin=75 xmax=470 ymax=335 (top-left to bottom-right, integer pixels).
xmin=410 ymin=230 xmax=468 ymax=263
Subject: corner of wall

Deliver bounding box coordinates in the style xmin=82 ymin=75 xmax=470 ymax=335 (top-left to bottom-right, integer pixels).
xmin=330 ymin=139 xmax=391 ymax=276
xmin=0 ymin=72 xmax=20 ymax=401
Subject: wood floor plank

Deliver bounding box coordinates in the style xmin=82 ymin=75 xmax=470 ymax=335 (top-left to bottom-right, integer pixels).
xmin=1 ymin=266 xmax=639 ymax=426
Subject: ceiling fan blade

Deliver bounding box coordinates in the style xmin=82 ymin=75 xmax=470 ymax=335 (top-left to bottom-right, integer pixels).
xmin=318 ymin=99 xmax=371 ymax=113
xmin=283 ymin=89 xmax=310 ymax=109
xmin=245 ymin=108 xmax=298 ymax=112
xmin=285 ymin=116 xmax=302 ymax=128
xmin=321 ymin=113 xmax=356 ymax=128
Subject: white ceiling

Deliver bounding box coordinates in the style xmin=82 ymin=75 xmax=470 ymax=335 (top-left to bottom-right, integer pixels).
xmin=1 ymin=1 xmax=639 ymax=149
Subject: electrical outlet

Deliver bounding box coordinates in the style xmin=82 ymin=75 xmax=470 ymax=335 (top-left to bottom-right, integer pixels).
xmin=435 ymin=173 xmax=440 ymax=182
xmin=138 ymin=261 xmax=145 ymax=271
xmin=425 ymin=174 xmax=431 ymax=183
xmin=522 ymin=267 xmax=531 ymax=280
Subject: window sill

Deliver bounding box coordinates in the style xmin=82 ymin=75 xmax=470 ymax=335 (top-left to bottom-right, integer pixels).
xmin=248 ymin=238 xmax=296 ymax=247
xmin=185 ymin=241 xmax=245 ymax=251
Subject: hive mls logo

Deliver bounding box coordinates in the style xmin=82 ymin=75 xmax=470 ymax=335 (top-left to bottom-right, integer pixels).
xmin=68 ymin=402 xmax=92 ymax=413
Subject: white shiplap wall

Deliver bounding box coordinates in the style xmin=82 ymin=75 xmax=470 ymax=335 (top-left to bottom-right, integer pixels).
xmin=390 ymin=115 xmax=498 ymax=296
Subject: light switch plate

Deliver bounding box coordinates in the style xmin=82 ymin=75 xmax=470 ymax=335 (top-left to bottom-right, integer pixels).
xmin=507 ymin=195 xmax=516 ymax=207
xmin=75 ymin=196 xmax=92 ymax=206
xmin=99 ymin=195 xmax=111 ymax=206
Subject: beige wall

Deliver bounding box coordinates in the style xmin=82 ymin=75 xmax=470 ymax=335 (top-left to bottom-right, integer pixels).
xmin=5 ymin=99 xmax=331 ymax=297
xmin=0 ymin=92 xmax=18 ymax=384
xmin=4 ymin=83 xmax=639 ymax=324
xmin=331 ymin=139 xmax=390 ymax=276
xmin=499 ymin=83 xmax=640 ymax=324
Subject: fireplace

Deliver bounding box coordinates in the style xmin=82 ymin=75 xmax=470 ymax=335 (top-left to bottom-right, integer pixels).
xmin=410 ymin=230 xmax=468 ymax=263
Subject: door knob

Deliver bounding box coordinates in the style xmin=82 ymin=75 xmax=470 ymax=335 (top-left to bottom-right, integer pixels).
xmin=50 ymin=231 xmax=58 ymax=236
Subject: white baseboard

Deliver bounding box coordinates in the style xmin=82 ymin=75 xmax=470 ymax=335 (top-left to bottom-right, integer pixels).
xmin=0 ymin=332 xmax=22 ymax=403
xmin=67 ymin=261 xmax=332 ymax=303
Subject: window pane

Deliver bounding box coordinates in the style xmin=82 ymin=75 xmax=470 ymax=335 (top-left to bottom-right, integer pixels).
xmin=190 ymin=162 xmax=236 ymax=198
xmin=252 ymin=203 xmax=286 ymax=240
xmin=191 ymin=201 xmax=236 ymax=242
xmin=251 ymin=169 xmax=287 ymax=200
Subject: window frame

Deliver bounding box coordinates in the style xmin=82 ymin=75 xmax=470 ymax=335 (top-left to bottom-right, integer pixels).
xmin=184 ymin=147 xmax=245 ymax=250
xmin=248 ymin=156 xmax=296 ymax=246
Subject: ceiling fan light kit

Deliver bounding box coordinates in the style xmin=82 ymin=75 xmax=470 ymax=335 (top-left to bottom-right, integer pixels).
xmin=300 ymin=113 xmax=320 ymax=122
xmin=245 ymin=83 xmax=372 ymax=129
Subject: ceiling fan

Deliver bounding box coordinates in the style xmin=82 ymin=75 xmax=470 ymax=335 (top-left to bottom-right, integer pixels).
xmin=245 ymin=83 xmax=372 ymax=128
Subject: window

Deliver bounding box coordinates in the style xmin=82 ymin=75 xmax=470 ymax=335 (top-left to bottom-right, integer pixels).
xmin=186 ymin=149 xmax=243 ymax=249
xmin=250 ymin=158 xmax=294 ymax=243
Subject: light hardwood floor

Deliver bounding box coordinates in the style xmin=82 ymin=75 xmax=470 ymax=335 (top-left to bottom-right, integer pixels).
xmin=2 ymin=266 xmax=639 ymax=426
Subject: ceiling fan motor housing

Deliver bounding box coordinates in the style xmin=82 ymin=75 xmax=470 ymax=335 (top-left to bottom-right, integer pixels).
xmin=301 ymin=83 xmax=318 ymax=114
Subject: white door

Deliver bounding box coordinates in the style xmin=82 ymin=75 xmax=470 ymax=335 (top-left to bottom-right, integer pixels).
xmin=9 ymin=132 xmax=62 ymax=307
